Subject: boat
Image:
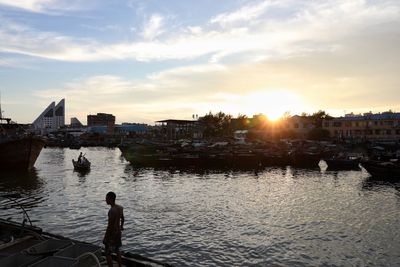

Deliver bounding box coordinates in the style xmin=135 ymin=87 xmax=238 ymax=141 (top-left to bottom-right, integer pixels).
xmin=72 ymin=157 xmax=91 ymax=171
xmin=0 ymin=193 xmax=171 ymax=267
xmin=324 ymin=155 xmax=361 ymax=170
xmin=361 ymin=159 xmax=400 ymax=179
xmin=290 ymin=151 xmax=321 ymax=168
xmin=0 ymin=117 xmax=45 ymax=170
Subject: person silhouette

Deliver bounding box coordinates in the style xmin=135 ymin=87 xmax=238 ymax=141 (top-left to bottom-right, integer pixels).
xmin=103 ymin=192 xmax=124 ymax=267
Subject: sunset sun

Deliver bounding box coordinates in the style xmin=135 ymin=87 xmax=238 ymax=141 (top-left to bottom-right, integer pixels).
xmin=243 ymin=90 xmax=305 ymax=121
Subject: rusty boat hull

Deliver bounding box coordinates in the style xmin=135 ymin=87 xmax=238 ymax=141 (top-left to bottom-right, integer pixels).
xmin=0 ymin=136 xmax=45 ymax=170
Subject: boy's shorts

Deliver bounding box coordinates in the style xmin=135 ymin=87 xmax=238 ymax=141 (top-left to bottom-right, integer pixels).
xmin=104 ymin=243 xmax=121 ymax=255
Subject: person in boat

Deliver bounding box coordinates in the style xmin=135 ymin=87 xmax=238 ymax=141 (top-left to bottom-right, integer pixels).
xmin=78 ymin=152 xmax=83 ymax=163
xmin=104 ymin=191 xmax=124 ymax=267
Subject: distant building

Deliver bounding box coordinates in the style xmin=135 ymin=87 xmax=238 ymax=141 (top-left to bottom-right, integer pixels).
xmin=116 ymin=123 xmax=149 ymax=135
xmin=156 ymin=119 xmax=200 ymax=140
xmin=32 ymin=99 xmax=65 ymax=134
xmin=70 ymin=117 xmax=83 ymax=127
xmin=285 ymin=115 xmax=315 ymax=139
xmin=87 ymin=113 xmax=115 ymax=134
xmin=323 ymin=111 xmax=400 ymax=141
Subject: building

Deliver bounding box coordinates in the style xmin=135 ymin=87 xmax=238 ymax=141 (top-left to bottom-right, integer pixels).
xmin=116 ymin=123 xmax=149 ymax=135
xmin=156 ymin=119 xmax=200 ymax=140
xmin=31 ymin=99 xmax=65 ymax=134
xmin=70 ymin=117 xmax=83 ymax=127
xmin=284 ymin=115 xmax=315 ymax=139
xmin=87 ymin=113 xmax=115 ymax=134
xmin=246 ymin=114 xmax=315 ymax=140
xmin=323 ymin=111 xmax=400 ymax=141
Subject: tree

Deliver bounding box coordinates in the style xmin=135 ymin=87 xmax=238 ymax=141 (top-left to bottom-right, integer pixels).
xmin=198 ymin=111 xmax=233 ymax=138
xmin=310 ymin=110 xmax=333 ymax=128
xmin=233 ymin=114 xmax=249 ymax=130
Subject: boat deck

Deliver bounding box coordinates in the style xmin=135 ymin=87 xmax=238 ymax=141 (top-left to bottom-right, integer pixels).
xmin=0 ymin=219 xmax=169 ymax=267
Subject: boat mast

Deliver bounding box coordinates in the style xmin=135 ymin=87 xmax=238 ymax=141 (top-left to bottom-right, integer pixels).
xmin=0 ymin=91 xmax=11 ymax=123
xmin=0 ymin=91 xmax=2 ymax=119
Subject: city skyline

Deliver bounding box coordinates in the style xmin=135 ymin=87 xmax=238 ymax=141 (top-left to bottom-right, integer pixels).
xmin=1 ymin=0 xmax=399 ymax=124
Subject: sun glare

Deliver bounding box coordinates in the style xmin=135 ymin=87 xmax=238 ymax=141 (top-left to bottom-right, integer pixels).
xmin=244 ymin=90 xmax=304 ymax=121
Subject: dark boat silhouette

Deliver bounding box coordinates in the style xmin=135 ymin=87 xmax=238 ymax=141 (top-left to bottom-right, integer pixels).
xmin=324 ymin=154 xmax=361 ymax=170
xmin=0 ymin=116 xmax=45 ymax=170
xmin=72 ymin=157 xmax=91 ymax=171
xmin=361 ymin=159 xmax=400 ymax=179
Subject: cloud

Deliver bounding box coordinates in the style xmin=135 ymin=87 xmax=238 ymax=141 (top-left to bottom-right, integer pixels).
xmin=0 ymin=0 xmax=89 ymax=13
xmin=31 ymin=29 xmax=400 ymax=124
xmin=1 ymin=0 xmax=399 ymax=63
xmin=141 ymin=14 xmax=165 ymax=40
xmin=0 ymin=0 xmax=53 ymax=12
xmin=210 ymin=0 xmax=273 ymax=27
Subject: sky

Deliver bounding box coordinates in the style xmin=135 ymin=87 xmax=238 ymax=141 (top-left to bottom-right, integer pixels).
xmin=0 ymin=0 xmax=399 ymax=124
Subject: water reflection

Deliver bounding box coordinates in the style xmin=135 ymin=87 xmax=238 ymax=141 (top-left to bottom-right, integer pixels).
xmin=362 ymin=176 xmax=400 ymax=192
xmin=73 ymin=169 xmax=90 ymax=182
xmin=0 ymin=168 xmax=44 ymax=193
xmin=0 ymin=169 xmax=45 ymax=222
xmin=124 ymin=164 xmax=281 ymax=178
xmin=289 ymin=166 xmax=322 ymax=178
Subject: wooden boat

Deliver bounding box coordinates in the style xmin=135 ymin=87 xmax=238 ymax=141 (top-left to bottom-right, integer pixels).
xmin=0 ymin=193 xmax=171 ymax=267
xmin=324 ymin=156 xmax=360 ymax=170
xmin=0 ymin=135 xmax=45 ymax=170
xmin=290 ymin=151 xmax=321 ymax=168
xmin=0 ymin=116 xmax=45 ymax=170
xmin=361 ymin=160 xmax=400 ymax=179
xmin=72 ymin=157 xmax=91 ymax=171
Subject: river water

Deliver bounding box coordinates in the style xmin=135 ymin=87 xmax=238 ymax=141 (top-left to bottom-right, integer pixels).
xmin=1 ymin=147 xmax=399 ymax=266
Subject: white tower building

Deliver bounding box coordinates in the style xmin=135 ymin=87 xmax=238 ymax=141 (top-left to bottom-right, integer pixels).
xmin=32 ymin=99 xmax=65 ymax=133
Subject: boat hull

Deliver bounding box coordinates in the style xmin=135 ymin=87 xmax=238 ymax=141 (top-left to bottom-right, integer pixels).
xmin=324 ymin=158 xmax=360 ymax=170
xmin=0 ymin=136 xmax=45 ymax=170
xmin=361 ymin=160 xmax=400 ymax=179
xmin=72 ymin=159 xmax=91 ymax=171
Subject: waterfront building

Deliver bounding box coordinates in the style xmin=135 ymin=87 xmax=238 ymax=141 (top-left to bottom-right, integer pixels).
xmin=284 ymin=115 xmax=315 ymax=139
xmin=323 ymin=111 xmax=400 ymax=141
xmin=116 ymin=123 xmax=149 ymax=135
xmin=156 ymin=119 xmax=201 ymax=140
xmin=87 ymin=113 xmax=115 ymax=134
xmin=31 ymin=99 xmax=65 ymax=134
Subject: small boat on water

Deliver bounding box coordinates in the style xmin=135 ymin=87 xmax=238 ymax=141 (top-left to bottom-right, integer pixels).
xmin=361 ymin=159 xmax=400 ymax=179
xmin=0 ymin=193 xmax=171 ymax=267
xmin=72 ymin=156 xmax=91 ymax=171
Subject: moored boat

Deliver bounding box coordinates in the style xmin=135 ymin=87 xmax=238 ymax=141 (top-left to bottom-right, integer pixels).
xmin=324 ymin=156 xmax=360 ymax=170
xmin=361 ymin=160 xmax=400 ymax=179
xmin=0 ymin=134 xmax=45 ymax=170
xmin=0 ymin=114 xmax=45 ymax=170
xmin=290 ymin=151 xmax=321 ymax=168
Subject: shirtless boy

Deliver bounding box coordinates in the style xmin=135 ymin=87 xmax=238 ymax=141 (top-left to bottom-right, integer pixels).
xmin=104 ymin=191 xmax=124 ymax=267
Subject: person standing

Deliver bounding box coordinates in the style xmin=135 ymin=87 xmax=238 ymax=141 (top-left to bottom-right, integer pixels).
xmin=103 ymin=191 xmax=124 ymax=267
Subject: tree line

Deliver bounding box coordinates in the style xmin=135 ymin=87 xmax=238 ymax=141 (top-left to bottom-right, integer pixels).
xmin=198 ymin=110 xmax=332 ymax=140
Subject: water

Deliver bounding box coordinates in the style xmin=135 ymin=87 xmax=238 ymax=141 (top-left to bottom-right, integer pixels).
xmin=1 ymin=147 xmax=400 ymax=266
